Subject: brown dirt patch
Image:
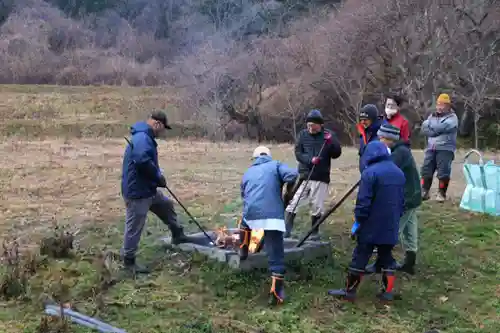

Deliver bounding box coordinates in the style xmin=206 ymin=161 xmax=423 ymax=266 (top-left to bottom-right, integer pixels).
xmin=1 ymin=136 xmax=492 ymax=245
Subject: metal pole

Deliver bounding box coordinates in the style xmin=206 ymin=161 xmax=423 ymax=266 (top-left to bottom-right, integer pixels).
xmin=295 ymin=180 xmax=360 ymax=248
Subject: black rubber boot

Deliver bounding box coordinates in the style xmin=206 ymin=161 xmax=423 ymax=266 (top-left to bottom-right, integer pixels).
xmin=268 ymin=272 xmax=285 ymax=306
xmin=284 ymin=212 xmax=296 ymax=238
xmin=421 ymin=178 xmax=432 ymax=201
xmin=310 ymin=214 xmax=321 ymax=240
xmin=328 ymin=269 xmax=362 ymax=301
xmin=396 ymin=251 xmax=416 ymax=275
xmin=238 ymin=227 xmax=251 ymax=260
xmin=437 ymin=178 xmax=450 ymax=202
xmin=364 ymin=262 xmax=381 ymax=274
xmin=377 ymin=269 xmax=396 ymax=302
xmin=123 ymin=256 xmax=150 ymax=274
xmin=171 ymin=227 xmax=198 ymax=245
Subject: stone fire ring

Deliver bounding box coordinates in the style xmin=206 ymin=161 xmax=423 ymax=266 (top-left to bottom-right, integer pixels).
xmin=161 ymin=228 xmax=332 ymax=271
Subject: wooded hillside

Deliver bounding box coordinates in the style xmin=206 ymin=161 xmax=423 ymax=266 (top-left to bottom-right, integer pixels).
xmin=0 ymin=0 xmax=499 ymax=147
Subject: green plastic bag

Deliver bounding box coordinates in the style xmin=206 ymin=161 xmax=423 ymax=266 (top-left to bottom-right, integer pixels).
xmin=459 ymin=150 xmax=500 ymax=216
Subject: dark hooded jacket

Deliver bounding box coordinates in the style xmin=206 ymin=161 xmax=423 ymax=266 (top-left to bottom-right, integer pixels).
xmin=355 ymin=141 xmax=405 ymax=245
xmin=295 ymin=110 xmax=342 ymax=183
xmin=358 ymin=104 xmax=385 ymax=171
xmin=390 ymin=141 xmax=422 ymax=210
xmin=121 ymin=122 xmax=163 ymax=199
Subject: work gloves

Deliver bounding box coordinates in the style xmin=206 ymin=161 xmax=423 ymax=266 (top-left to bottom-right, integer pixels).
xmin=311 ymin=132 xmax=333 ymax=165
xmin=324 ymin=132 xmax=332 ymax=144
xmin=351 ymin=219 xmax=360 ymax=241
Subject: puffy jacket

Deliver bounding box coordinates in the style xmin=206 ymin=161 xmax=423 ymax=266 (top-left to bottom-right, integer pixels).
xmin=295 ymin=129 xmax=342 ymax=183
xmin=121 ymin=122 xmax=162 ymax=199
xmin=357 ymin=118 xmax=384 ymax=171
xmin=387 ymin=112 xmax=411 ymax=143
xmin=421 ymin=111 xmax=459 ymax=152
xmin=355 ymin=141 xmax=405 ymax=245
xmin=390 ymin=141 xmax=422 ymax=210
xmin=241 ymin=156 xmax=298 ymax=221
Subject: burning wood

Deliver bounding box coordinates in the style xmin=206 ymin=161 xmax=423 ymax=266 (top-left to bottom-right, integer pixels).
xmin=214 ymin=226 xmax=240 ymax=249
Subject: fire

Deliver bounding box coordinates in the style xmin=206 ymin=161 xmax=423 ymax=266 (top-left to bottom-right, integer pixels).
xmin=214 ymin=226 xmax=239 ymax=249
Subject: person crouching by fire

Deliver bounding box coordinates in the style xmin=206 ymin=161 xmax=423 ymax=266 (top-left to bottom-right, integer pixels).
xmin=239 ymin=146 xmax=298 ymax=306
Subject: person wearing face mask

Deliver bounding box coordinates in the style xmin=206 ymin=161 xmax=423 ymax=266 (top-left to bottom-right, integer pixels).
xmin=120 ymin=111 xmax=193 ymax=274
xmin=357 ymin=104 xmax=384 ymax=172
xmin=420 ymin=94 xmax=459 ymax=202
xmin=384 ymin=94 xmax=410 ymax=143
xmin=284 ymin=109 xmax=342 ymax=239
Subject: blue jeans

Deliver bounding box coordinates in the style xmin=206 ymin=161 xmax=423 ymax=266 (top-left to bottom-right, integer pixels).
xmin=264 ymin=230 xmax=285 ymax=274
xmin=241 ymin=221 xmax=285 ymax=274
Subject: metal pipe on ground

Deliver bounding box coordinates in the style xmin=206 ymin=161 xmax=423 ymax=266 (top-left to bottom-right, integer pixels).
xmin=45 ymin=305 xmax=127 ymax=333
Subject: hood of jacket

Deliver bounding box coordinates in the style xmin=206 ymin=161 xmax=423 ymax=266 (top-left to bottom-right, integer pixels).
xmin=131 ymin=121 xmax=155 ymax=140
xmin=252 ymin=155 xmax=273 ymax=166
xmin=363 ymin=141 xmax=391 ymax=166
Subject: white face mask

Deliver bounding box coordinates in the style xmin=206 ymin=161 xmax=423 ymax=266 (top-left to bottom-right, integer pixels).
xmin=385 ymin=99 xmax=398 ymax=118
xmin=385 ymin=108 xmax=398 ymax=118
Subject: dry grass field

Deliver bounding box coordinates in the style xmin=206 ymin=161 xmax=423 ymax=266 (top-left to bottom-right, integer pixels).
xmin=0 ymin=85 xmax=499 ymax=333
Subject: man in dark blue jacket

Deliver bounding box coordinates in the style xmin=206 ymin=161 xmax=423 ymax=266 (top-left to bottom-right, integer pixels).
xmin=284 ymin=109 xmax=342 ymax=239
xmin=121 ymin=111 xmax=190 ymax=274
xmin=328 ymin=141 xmax=405 ymax=302
xmin=357 ymin=104 xmax=384 ymax=171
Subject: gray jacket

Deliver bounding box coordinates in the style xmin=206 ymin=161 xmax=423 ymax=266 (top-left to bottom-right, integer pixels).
xmin=421 ymin=110 xmax=459 ymax=152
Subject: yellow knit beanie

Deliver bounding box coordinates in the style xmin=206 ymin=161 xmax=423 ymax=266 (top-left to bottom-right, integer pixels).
xmin=437 ymin=93 xmax=451 ymax=104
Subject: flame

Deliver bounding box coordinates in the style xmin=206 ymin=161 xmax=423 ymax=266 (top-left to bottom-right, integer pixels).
xmin=214 ymin=226 xmax=237 ymax=248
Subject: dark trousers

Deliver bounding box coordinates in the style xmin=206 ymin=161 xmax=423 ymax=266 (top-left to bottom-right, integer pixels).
xmin=349 ymin=242 xmax=396 ymax=272
xmin=241 ymin=221 xmax=285 ymax=275
xmin=420 ymin=150 xmax=455 ymax=183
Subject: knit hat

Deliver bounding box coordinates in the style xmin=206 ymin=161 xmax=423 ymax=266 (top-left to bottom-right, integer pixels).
xmin=377 ymin=123 xmax=401 ymax=141
xmin=252 ymin=146 xmax=271 ymax=158
xmin=306 ymin=109 xmax=324 ymax=124
xmin=359 ymin=104 xmax=379 ymax=122
xmin=437 ymin=93 xmax=451 ymax=104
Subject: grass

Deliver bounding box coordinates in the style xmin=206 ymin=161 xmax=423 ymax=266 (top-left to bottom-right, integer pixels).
xmin=0 ymin=85 xmax=499 ymax=333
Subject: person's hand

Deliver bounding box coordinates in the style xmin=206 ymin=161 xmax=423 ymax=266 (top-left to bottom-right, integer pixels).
xmin=351 ymin=220 xmax=360 ymax=240
xmin=158 ymin=175 xmax=167 ymax=188
xmin=311 ymin=156 xmax=320 ymax=165
xmin=324 ymin=132 xmax=332 ymax=144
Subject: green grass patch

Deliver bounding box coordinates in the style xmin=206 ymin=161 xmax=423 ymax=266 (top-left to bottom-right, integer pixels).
xmin=0 ymin=201 xmax=498 ymax=333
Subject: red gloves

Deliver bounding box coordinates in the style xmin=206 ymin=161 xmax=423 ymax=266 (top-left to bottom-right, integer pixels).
xmin=311 ymin=132 xmax=333 ymax=165
xmin=324 ymin=132 xmax=332 ymax=144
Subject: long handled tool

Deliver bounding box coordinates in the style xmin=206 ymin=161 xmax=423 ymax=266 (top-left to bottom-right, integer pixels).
xmin=124 ymin=137 xmax=214 ymax=244
xmin=288 ymin=134 xmax=330 ymax=216
xmin=295 ymin=180 xmax=360 ymax=248
xmin=164 ymin=185 xmax=214 ymax=244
